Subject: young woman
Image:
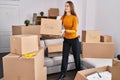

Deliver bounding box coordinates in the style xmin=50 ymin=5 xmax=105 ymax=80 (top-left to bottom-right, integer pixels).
xmin=58 ymin=1 xmax=82 ymax=80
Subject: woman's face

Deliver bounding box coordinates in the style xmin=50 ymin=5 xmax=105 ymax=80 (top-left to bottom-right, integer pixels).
xmin=65 ymin=3 xmax=71 ymax=13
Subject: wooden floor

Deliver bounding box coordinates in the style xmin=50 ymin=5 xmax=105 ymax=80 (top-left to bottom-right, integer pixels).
xmin=47 ymin=70 xmax=76 ymax=80
xmin=0 ymin=70 xmax=76 ymax=80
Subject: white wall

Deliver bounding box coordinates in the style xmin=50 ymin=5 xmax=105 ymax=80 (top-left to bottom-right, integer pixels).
xmin=95 ymin=0 xmax=120 ymax=56
xmin=85 ymin=0 xmax=96 ymax=30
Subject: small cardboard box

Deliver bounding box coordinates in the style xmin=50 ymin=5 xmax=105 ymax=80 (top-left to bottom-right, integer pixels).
xmin=10 ymin=35 xmax=39 ymax=55
xmin=112 ymin=58 xmax=120 ymax=66
xmin=75 ymin=66 xmax=120 ymax=80
xmin=48 ymin=8 xmax=59 ymax=17
xmin=47 ymin=44 xmax=63 ymax=53
xmin=3 ymin=48 xmax=46 ymax=80
xmin=40 ymin=18 xmax=62 ymax=36
xmin=100 ymin=35 xmax=112 ymax=42
xmin=82 ymin=42 xmax=114 ymax=58
xmin=12 ymin=25 xmax=41 ymax=35
xmin=82 ymin=30 xmax=100 ymax=43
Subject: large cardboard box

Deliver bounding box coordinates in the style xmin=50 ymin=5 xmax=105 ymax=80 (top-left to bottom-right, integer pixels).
xmin=12 ymin=25 xmax=41 ymax=35
xmin=100 ymin=35 xmax=112 ymax=42
xmin=10 ymin=35 xmax=39 ymax=55
xmin=3 ymin=48 xmax=46 ymax=80
xmin=82 ymin=42 xmax=114 ymax=58
xmin=47 ymin=44 xmax=63 ymax=53
xmin=74 ymin=66 xmax=120 ymax=80
xmin=40 ymin=18 xmax=62 ymax=36
xmin=48 ymin=8 xmax=59 ymax=17
xmin=82 ymin=30 xmax=100 ymax=43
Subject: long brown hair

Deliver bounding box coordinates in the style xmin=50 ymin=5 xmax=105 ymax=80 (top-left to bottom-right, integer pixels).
xmin=62 ymin=1 xmax=77 ymax=19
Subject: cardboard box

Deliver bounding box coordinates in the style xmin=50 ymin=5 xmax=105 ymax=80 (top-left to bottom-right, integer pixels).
xmin=82 ymin=30 xmax=100 ymax=43
xmin=12 ymin=25 xmax=41 ymax=35
xmin=82 ymin=42 xmax=114 ymax=58
xmin=10 ymin=35 xmax=39 ymax=55
xmin=100 ymin=35 xmax=112 ymax=42
xmin=48 ymin=8 xmax=59 ymax=17
xmin=47 ymin=44 xmax=63 ymax=53
xmin=75 ymin=66 xmax=120 ymax=80
xmin=40 ymin=18 xmax=62 ymax=36
xmin=112 ymin=58 xmax=120 ymax=66
xmin=48 ymin=52 xmax=62 ymax=57
xmin=3 ymin=48 xmax=46 ymax=80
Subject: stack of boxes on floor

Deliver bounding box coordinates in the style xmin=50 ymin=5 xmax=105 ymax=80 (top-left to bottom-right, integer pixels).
xmin=74 ymin=30 xmax=116 ymax=80
xmin=3 ymin=35 xmax=47 ymax=80
xmin=2 ymin=8 xmax=63 ymax=80
xmin=40 ymin=13 xmax=63 ymax=58
xmin=82 ymin=30 xmax=114 ymax=58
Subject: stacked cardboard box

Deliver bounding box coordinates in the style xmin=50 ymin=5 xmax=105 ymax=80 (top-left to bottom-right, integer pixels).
xmin=12 ymin=25 xmax=41 ymax=47
xmin=3 ymin=35 xmax=47 ymax=80
xmin=48 ymin=8 xmax=59 ymax=17
xmin=82 ymin=30 xmax=114 ymax=58
xmin=100 ymin=35 xmax=112 ymax=42
xmin=47 ymin=44 xmax=63 ymax=57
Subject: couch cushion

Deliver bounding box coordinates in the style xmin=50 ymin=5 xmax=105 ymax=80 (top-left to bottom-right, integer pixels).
xmin=44 ymin=57 xmax=54 ymax=67
xmin=47 ymin=62 xmax=75 ymax=74
xmin=81 ymin=58 xmax=112 ymax=69
xmin=53 ymin=54 xmax=74 ymax=66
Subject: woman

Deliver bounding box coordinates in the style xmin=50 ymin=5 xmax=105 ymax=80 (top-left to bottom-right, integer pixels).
xmin=58 ymin=1 xmax=82 ymax=80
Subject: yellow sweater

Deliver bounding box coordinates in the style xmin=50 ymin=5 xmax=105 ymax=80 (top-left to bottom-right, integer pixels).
xmin=62 ymin=15 xmax=78 ymax=39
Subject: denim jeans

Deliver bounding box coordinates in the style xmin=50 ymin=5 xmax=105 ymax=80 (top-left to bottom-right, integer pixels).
xmin=61 ymin=37 xmax=82 ymax=76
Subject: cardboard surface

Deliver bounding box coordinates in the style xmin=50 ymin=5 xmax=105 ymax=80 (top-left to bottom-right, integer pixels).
xmin=3 ymin=48 xmax=46 ymax=80
xmin=40 ymin=18 xmax=62 ymax=36
xmin=112 ymin=58 xmax=120 ymax=66
xmin=10 ymin=35 xmax=39 ymax=55
xmin=82 ymin=42 xmax=114 ymax=58
xmin=47 ymin=44 xmax=63 ymax=53
xmin=48 ymin=8 xmax=59 ymax=17
xmin=75 ymin=66 xmax=120 ymax=80
xmin=12 ymin=25 xmax=41 ymax=35
xmin=100 ymin=35 xmax=112 ymax=42
xmin=82 ymin=30 xmax=100 ymax=43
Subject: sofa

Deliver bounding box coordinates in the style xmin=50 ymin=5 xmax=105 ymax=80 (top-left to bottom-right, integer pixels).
xmin=41 ymin=39 xmax=113 ymax=74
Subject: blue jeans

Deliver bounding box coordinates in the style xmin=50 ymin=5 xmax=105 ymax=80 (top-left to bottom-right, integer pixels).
xmin=61 ymin=37 xmax=82 ymax=76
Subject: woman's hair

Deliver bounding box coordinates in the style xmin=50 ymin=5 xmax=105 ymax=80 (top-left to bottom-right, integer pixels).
xmin=62 ymin=1 xmax=77 ymax=19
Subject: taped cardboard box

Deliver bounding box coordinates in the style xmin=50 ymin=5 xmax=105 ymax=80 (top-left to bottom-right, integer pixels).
xmin=48 ymin=8 xmax=59 ymax=17
xmin=12 ymin=25 xmax=41 ymax=35
xmin=82 ymin=42 xmax=114 ymax=58
xmin=82 ymin=30 xmax=100 ymax=43
xmin=47 ymin=44 xmax=63 ymax=53
xmin=100 ymin=35 xmax=112 ymax=42
xmin=3 ymin=48 xmax=46 ymax=80
xmin=75 ymin=66 xmax=120 ymax=80
xmin=40 ymin=18 xmax=62 ymax=36
xmin=10 ymin=35 xmax=39 ymax=55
